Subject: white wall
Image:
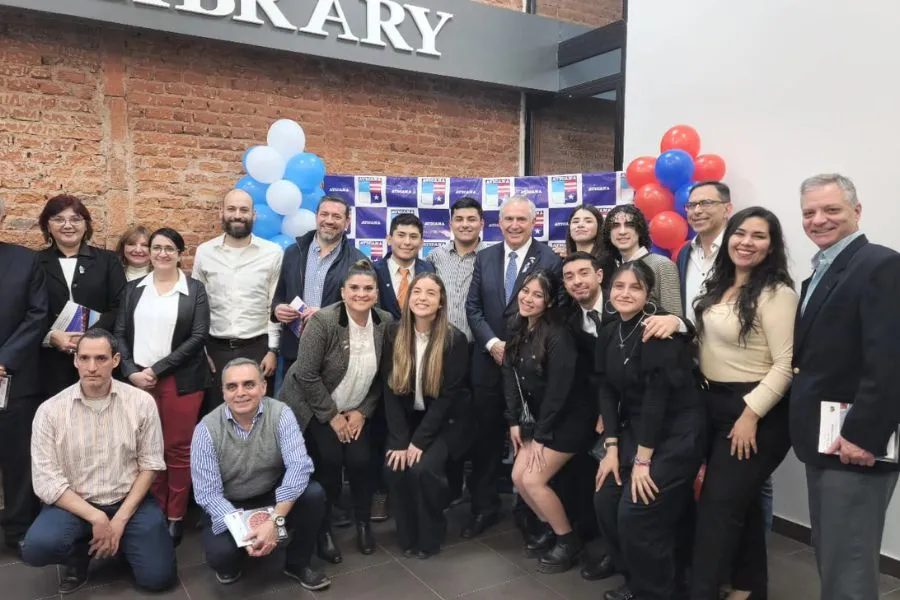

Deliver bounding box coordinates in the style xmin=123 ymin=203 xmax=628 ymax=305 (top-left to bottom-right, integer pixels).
xmin=624 ymin=0 xmax=900 ymax=558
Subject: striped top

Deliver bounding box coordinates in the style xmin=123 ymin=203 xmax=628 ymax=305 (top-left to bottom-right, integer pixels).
xmin=426 ymin=240 xmax=486 ymax=341
xmin=623 ymin=249 xmax=684 ymax=319
xmin=31 ymin=380 xmax=165 ymax=506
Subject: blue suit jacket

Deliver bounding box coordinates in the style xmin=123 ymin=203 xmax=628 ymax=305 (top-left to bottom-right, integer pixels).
xmin=373 ymin=253 xmax=436 ymax=320
xmin=675 ymin=243 xmax=691 ymax=315
xmin=466 ymin=240 xmax=562 ymax=388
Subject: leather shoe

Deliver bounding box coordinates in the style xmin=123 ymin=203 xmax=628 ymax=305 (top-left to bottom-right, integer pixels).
xmin=538 ymin=533 xmax=583 ymax=574
xmin=59 ymin=564 xmax=89 ymax=595
xmin=316 ymin=528 xmax=342 ymax=564
xmin=356 ymin=522 xmax=376 ymax=555
xmin=416 ymin=547 xmax=440 ymax=560
xmin=581 ymin=554 xmax=617 ymax=581
xmin=461 ymin=513 xmax=499 ymax=539
xmin=604 ymin=583 xmax=636 ymax=600
xmin=167 ymin=520 xmax=184 ymax=548
xmin=284 ymin=565 xmax=331 ymax=591
xmin=524 ymin=524 xmax=555 ymax=558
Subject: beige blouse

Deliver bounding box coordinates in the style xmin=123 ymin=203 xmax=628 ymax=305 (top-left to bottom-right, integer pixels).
xmin=698 ymin=283 xmax=798 ymax=417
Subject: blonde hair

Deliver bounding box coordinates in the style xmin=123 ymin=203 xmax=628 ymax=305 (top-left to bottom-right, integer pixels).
xmin=115 ymin=224 xmax=150 ymax=266
xmin=389 ymin=273 xmax=451 ymax=398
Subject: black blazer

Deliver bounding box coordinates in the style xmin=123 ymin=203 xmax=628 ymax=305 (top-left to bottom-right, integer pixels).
xmin=382 ymin=324 xmax=475 ymax=459
xmin=0 ymin=243 xmax=48 ymax=400
xmin=466 ymin=240 xmax=562 ymax=388
xmin=373 ymin=253 xmax=436 ymax=320
xmin=790 ymin=235 xmax=900 ymax=473
xmin=38 ymin=243 xmax=126 ymax=397
xmin=115 ymin=275 xmax=212 ymax=396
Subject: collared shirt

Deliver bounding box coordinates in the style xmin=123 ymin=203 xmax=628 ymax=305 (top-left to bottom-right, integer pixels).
xmin=621 ymin=245 xmax=649 ymax=263
xmin=487 ymin=237 xmax=535 ymax=351
xmin=303 ymin=236 xmax=341 ymax=309
xmin=801 ymin=230 xmax=865 ymax=315
xmin=190 ymin=400 xmax=314 ymax=535
xmin=685 ymin=230 xmax=725 ymax=325
xmin=387 ymin=256 xmax=416 ymax=301
xmin=31 ymin=380 xmax=165 ymax=506
xmin=191 ymin=234 xmax=283 ymax=348
xmin=581 ymin=291 xmax=605 ymax=337
xmin=133 ymin=271 xmax=190 ymax=368
xmin=331 ymin=314 xmax=378 ymax=413
xmin=427 ymin=240 xmax=485 ymax=340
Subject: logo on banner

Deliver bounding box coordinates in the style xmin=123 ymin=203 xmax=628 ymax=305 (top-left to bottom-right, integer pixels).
xmin=356 ymin=176 xmax=385 ymax=206
xmin=418 ymin=177 xmax=449 ymax=208
xmin=388 ymin=207 xmax=418 ymax=224
xmin=549 ymin=240 xmax=567 ymax=253
xmin=422 ymin=241 xmax=444 ymax=258
xmin=549 ymin=174 xmax=580 ymax=207
xmin=357 ymin=239 xmax=385 ymax=261
xmin=533 ymin=209 xmax=547 ymax=241
xmin=345 ymin=207 xmax=356 ymax=238
xmin=482 ymin=177 xmax=513 ymax=210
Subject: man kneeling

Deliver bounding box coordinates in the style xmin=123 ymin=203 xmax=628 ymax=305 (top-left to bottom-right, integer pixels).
xmin=22 ymin=328 xmax=176 ymax=595
xmin=190 ymin=358 xmax=330 ymax=590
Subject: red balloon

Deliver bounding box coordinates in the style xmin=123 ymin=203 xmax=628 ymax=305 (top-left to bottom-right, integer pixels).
xmin=660 ymin=125 xmax=701 ymax=158
xmin=625 ymin=156 xmax=658 ymax=190
xmin=650 ymin=211 xmax=690 ymax=250
xmin=633 ymin=183 xmax=674 ymax=220
xmin=693 ymin=154 xmax=727 ymax=182
xmin=671 ymin=239 xmax=692 ymax=261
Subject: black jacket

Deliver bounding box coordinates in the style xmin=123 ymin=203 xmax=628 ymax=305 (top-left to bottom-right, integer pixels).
xmin=382 ymin=324 xmax=475 ymax=459
xmin=791 ymin=235 xmax=900 ymax=473
xmin=38 ymin=243 xmax=126 ymax=397
xmin=272 ymin=231 xmax=366 ymax=360
xmin=0 ymin=243 xmax=48 ymax=400
xmin=373 ymin=253 xmax=436 ymax=320
xmin=115 ymin=274 xmax=212 ymax=396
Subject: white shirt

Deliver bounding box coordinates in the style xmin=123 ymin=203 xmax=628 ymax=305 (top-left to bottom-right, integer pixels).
xmin=414 ymin=330 xmax=429 ymax=411
xmin=581 ymin=291 xmax=605 ymax=338
xmin=685 ymin=230 xmax=724 ymax=325
xmin=59 ymin=257 xmax=78 ymax=298
xmin=486 ymin=237 xmax=535 ymax=351
xmin=331 ymin=315 xmax=378 ymax=413
xmin=191 ymin=234 xmax=283 ymax=347
xmin=133 ymin=272 xmax=189 ymax=368
xmin=388 ymin=256 xmax=415 ymax=301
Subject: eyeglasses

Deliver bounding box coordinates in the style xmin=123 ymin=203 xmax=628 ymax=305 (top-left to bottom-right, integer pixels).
xmin=684 ymin=199 xmax=729 ymax=212
xmin=150 ymin=245 xmax=179 ymax=255
xmin=49 ymin=216 xmax=85 ymax=226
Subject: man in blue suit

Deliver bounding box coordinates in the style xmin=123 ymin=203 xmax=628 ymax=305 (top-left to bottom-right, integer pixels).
xmin=373 ymin=213 xmax=436 ymax=320
xmin=464 ymin=196 xmax=562 ymax=538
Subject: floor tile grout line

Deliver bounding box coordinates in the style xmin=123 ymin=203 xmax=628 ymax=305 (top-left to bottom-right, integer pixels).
xmin=388 ymin=551 xmax=448 ymax=600
xmin=179 ymin=573 xmax=193 ymax=600
xmin=451 ymin=574 xmax=542 ymax=599
xmin=472 ymin=538 xmax=567 ymax=600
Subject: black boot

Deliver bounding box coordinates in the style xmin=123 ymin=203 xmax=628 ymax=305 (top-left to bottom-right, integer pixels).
xmin=356 ymin=522 xmax=376 ymax=555
xmin=604 ymin=583 xmax=636 ymax=600
xmin=524 ymin=523 xmax=555 ymax=558
xmin=316 ymin=528 xmax=342 ymax=564
xmin=538 ymin=531 xmax=583 ymax=574
xmin=167 ymin=520 xmax=184 ymax=548
xmin=580 ymin=554 xmax=617 ymax=580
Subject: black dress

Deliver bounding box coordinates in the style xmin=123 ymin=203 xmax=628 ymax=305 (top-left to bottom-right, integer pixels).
xmin=502 ymin=323 xmax=594 ymax=454
xmin=592 ymin=313 xmax=705 ymax=600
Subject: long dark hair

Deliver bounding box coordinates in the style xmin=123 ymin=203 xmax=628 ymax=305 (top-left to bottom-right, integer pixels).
xmin=565 ymin=204 xmax=608 ymax=261
xmin=693 ymin=207 xmax=793 ymax=344
xmin=505 ymin=270 xmax=560 ymax=372
xmin=600 ymin=204 xmax=652 ymax=262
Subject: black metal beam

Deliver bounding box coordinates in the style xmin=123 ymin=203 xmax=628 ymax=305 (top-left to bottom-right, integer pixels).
xmin=558 ymin=20 xmax=625 ymax=68
xmin=558 ymin=73 xmax=621 ymax=98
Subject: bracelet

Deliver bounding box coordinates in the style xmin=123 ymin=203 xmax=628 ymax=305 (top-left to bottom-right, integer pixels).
xmin=633 ymin=457 xmax=652 ymax=467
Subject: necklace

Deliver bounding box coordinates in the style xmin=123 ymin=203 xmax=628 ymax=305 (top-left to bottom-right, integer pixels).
xmin=617 ymin=318 xmax=642 ymax=349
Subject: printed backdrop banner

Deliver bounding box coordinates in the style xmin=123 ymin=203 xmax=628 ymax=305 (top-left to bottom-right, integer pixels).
xmin=324 ymin=172 xmax=630 ymax=259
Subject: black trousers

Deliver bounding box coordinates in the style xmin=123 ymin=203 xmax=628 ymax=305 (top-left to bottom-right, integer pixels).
xmin=0 ymin=395 xmax=40 ymax=542
xmin=305 ymin=418 xmax=373 ymax=523
xmin=468 ymin=382 xmax=507 ymax=516
xmin=202 ymin=482 xmax=326 ymax=575
xmin=368 ymin=400 xmax=388 ymax=496
xmin=384 ymin=424 xmax=451 ymax=553
xmin=690 ymin=382 xmax=791 ymax=600
xmin=204 ymin=335 xmax=273 ymax=415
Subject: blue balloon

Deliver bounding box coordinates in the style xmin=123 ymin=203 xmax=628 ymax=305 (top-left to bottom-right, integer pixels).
xmin=302 ymin=187 xmax=325 ymax=212
xmin=655 ymin=150 xmax=695 ymax=192
xmin=252 ymin=204 xmax=283 ymax=239
xmin=284 ymin=153 xmax=326 ymax=193
xmin=674 ymin=183 xmax=693 ymax=218
xmin=268 ymin=233 xmax=295 ymax=251
xmin=236 ymin=175 xmax=269 ymax=205
xmin=241 ymin=145 xmax=260 ymax=172
xmin=650 ymin=244 xmax=670 ymax=258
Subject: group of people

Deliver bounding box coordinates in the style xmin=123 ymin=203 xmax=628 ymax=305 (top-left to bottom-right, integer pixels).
xmin=0 ymin=171 xmax=896 ymax=600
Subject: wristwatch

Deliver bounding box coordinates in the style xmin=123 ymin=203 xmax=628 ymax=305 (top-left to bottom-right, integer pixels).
xmin=603 ymin=440 xmax=618 ymax=449
xmin=272 ymin=515 xmax=288 ymax=541
xmin=268 ymin=347 xmax=280 ymax=356
xmin=273 ymin=515 xmax=286 ymax=527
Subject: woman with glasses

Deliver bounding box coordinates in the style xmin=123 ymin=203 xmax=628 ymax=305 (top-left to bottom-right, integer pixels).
xmin=382 ymin=273 xmax=474 ymax=559
xmin=115 ymin=225 xmax=152 ymax=282
xmin=114 ymin=227 xmax=211 ymax=546
xmin=37 ymin=194 xmax=126 ymax=397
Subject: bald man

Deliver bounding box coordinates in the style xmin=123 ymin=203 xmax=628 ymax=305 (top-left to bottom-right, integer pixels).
xmin=192 ymin=189 xmax=283 ymax=413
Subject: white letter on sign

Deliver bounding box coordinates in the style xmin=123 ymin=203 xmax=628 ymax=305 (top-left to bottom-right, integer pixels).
xmin=133 ymin=0 xmax=171 ymax=7
xmin=176 ymin=0 xmax=235 ymax=17
xmin=299 ymin=0 xmax=360 ymax=42
xmin=362 ymin=0 xmax=414 ymax=53
xmin=234 ymin=0 xmax=297 ymax=31
xmin=403 ymin=5 xmax=452 ymax=57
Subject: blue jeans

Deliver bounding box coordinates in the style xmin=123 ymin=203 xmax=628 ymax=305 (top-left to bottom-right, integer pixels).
xmin=761 ymin=476 xmax=774 ymax=531
xmin=21 ymin=497 xmax=177 ymax=592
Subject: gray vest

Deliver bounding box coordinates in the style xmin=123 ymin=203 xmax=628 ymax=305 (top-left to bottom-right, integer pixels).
xmin=202 ymin=396 xmax=285 ymax=502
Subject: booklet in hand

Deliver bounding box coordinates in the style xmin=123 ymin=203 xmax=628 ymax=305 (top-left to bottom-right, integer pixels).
xmin=818 ymin=401 xmax=899 ymax=463
xmin=223 ymin=506 xmax=287 ymax=547
xmin=288 ymin=296 xmax=308 ymax=337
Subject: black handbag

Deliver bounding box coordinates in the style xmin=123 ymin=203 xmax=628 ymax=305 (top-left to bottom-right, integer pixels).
xmin=513 ymin=368 xmax=536 ymax=441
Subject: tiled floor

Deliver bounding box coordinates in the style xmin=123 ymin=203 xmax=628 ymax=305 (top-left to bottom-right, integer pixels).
xmin=3 ymin=502 xmax=900 ymax=600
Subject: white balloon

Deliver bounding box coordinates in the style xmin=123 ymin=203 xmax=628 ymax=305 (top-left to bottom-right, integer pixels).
xmin=267 ymin=119 xmax=306 ymax=160
xmin=281 ymin=208 xmax=317 ymax=238
xmin=245 ymin=146 xmax=285 ymax=184
xmin=265 ymin=180 xmax=303 ymax=216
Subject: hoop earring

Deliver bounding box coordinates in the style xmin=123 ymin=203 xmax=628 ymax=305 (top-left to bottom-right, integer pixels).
xmin=643 ymin=301 xmax=658 ymax=317
xmin=604 ymin=300 xmax=618 ymax=315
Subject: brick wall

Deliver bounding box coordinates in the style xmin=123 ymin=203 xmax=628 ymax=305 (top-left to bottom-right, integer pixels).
xmin=533 ymin=97 xmax=617 ymax=175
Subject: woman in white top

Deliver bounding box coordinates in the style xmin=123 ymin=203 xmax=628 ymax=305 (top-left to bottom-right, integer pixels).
xmin=382 ymin=273 xmax=474 ymax=559
xmin=278 ymin=260 xmax=393 ymax=563
xmin=114 ymin=227 xmax=210 ymax=547
xmin=115 ymin=224 xmax=151 ymax=282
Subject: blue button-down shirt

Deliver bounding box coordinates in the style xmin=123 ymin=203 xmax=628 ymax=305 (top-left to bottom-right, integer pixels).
xmin=303 ymin=237 xmax=341 ymax=308
xmin=190 ymin=400 xmax=314 ymax=534
xmin=801 ymin=231 xmax=864 ymax=315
